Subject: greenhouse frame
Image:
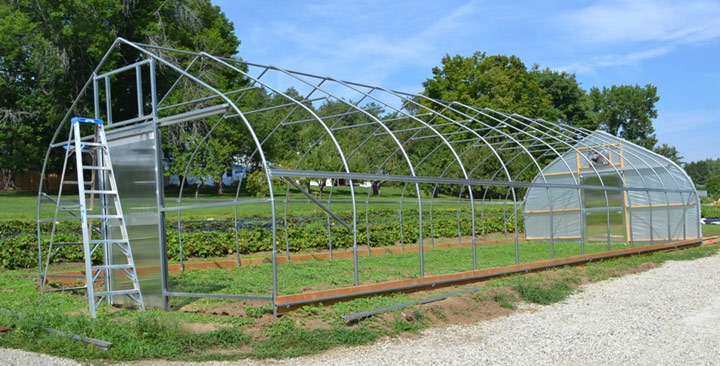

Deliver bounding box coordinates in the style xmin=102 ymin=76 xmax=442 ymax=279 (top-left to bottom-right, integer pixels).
xmin=37 ymin=38 xmax=702 ymax=314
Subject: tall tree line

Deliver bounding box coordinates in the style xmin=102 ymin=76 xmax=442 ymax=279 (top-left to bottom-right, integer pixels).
xmin=423 ymin=52 xmax=664 ymax=151
xmin=0 ymin=0 xmax=239 ymax=189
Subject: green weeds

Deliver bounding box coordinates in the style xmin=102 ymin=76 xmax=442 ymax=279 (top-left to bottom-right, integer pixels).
xmin=493 ymin=293 xmax=518 ymax=309
xmin=515 ymin=282 xmax=574 ymax=305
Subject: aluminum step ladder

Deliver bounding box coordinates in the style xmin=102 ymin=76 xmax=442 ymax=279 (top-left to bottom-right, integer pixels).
xmin=40 ymin=117 xmax=144 ymax=318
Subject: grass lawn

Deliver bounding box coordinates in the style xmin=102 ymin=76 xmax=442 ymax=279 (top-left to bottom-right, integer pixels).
xmin=0 ymin=190 xmax=38 ymax=221
xmin=702 ymin=223 xmax=720 ymax=237
xmin=168 ymin=240 xmax=630 ymax=300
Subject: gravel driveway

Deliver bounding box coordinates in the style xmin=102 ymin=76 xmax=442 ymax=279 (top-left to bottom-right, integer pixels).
xmin=4 ymin=250 xmax=720 ymax=366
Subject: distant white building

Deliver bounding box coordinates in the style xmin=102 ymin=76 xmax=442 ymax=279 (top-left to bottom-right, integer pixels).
xmin=167 ymin=163 xmax=250 ymax=186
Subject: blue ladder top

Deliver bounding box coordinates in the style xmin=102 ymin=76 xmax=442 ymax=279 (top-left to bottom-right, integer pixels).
xmin=71 ymin=117 xmax=104 ymax=124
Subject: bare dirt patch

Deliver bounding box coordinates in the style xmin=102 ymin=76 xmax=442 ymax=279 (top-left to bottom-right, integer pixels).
xmin=179 ymin=321 xmax=228 ymax=333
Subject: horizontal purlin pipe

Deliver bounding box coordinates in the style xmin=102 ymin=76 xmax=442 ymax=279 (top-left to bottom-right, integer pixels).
xmin=270 ymin=169 xmax=695 ymax=194
xmin=159 ymin=198 xmax=268 ymax=212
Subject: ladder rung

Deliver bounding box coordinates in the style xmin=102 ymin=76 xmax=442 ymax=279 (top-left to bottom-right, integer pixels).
xmin=52 ymin=242 xmax=84 ymax=246
xmin=45 ymin=274 xmax=85 ymax=279
xmin=45 ymin=286 xmax=87 ymax=292
xmin=89 ymin=239 xmax=128 ymax=244
xmin=83 ymin=166 xmax=111 ymax=171
xmin=38 ymin=217 xmax=80 ymax=223
xmin=63 ymin=181 xmax=93 ymax=185
xmin=58 ymin=207 xmax=91 ymax=212
xmin=64 ymin=145 xmax=102 ymax=151
xmin=86 ymin=214 xmax=122 ymax=219
xmin=94 ymin=289 xmax=140 ymax=297
xmin=84 ymin=190 xmax=117 ymax=195
xmin=92 ymin=264 xmax=134 ymax=270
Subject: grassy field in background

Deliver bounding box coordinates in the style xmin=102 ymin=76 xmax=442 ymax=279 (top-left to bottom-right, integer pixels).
xmin=5 ymin=185 xmax=509 ymax=222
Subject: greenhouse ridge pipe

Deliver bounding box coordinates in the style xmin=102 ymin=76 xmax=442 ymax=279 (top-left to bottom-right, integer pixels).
xmin=269 ymin=169 xmax=695 ymax=194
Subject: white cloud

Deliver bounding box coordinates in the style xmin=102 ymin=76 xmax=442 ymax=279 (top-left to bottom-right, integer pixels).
xmin=561 ymin=0 xmax=720 ymax=44
xmin=556 ymin=46 xmax=672 ymax=74
xmin=655 ymin=109 xmax=719 ymax=133
xmin=654 ymin=108 xmax=720 ymax=161
xmin=237 ymin=1 xmax=484 ymax=91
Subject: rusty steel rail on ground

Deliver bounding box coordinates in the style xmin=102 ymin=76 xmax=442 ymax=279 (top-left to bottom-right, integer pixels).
xmin=274 ymin=236 xmax=717 ymax=314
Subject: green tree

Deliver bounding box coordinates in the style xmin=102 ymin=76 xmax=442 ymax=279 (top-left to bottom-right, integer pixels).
xmin=588 ymin=84 xmax=659 ymax=149
xmin=684 ymin=158 xmax=720 ymax=186
xmin=422 ymin=52 xmax=557 ymax=120
xmin=0 ymin=0 xmax=239 ymax=189
xmin=530 ymin=66 xmax=593 ymax=128
xmin=653 ymin=143 xmax=684 ymax=165
xmin=706 ymin=174 xmax=720 ymax=198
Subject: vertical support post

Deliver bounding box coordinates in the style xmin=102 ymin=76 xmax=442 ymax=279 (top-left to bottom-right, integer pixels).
xmin=351 ymin=178 xmax=360 ymax=285
xmin=548 ymin=187 xmax=555 ymax=259
xmin=150 ymin=59 xmax=169 ymax=311
xmin=429 ymin=185 xmax=436 ymax=248
xmin=681 ymin=193 xmax=687 ymax=240
xmin=104 ymin=77 xmax=112 ymax=124
xmin=177 ymin=209 xmax=184 ymax=272
xmin=326 ymin=179 xmax=333 ymax=261
xmin=268 ymin=168 xmax=279 ymax=311
xmin=577 ymin=151 xmax=585 ymax=255
xmin=94 ymin=78 xmax=100 ymax=120
xmin=136 ymin=65 xmax=143 ymax=117
xmin=627 ymin=190 xmax=635 ymax=247
xmin=418 ymin=187 xmax=424 ymax=278
xmin=234 ymin=204 xmax=241 ymax=266
xmin=513 ymin=198 xmax=520 ymax=265
xmin=326 ymin=210 xmax=332 ymax=260
xmin=283 ymin=185 xmax=292 ymax=261
xmin=606 ymin=187 xmax=612 ymax=251
xmin=365 ymin=199 xmax=370 ymax=256
xmin=695 ymin=192 xmax=701 ymax=239
xmin=648 ymin=190 xmax=654 ymax=245
xmin=665 ymin=194 xmax=672 ymax=242
xmin=468 ymin=185 xmax=477 ymax=270
xmin=680 ymin=193 xmax=691 ymax=240
xmin=398 ymin=193 xmax=405 ymax=253
xmin=99 ymin=126 xmax=112 ymax=299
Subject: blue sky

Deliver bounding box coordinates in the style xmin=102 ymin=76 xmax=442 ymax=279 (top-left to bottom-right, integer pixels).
xmin=212 ymin=0 xmax=720 ymax=162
